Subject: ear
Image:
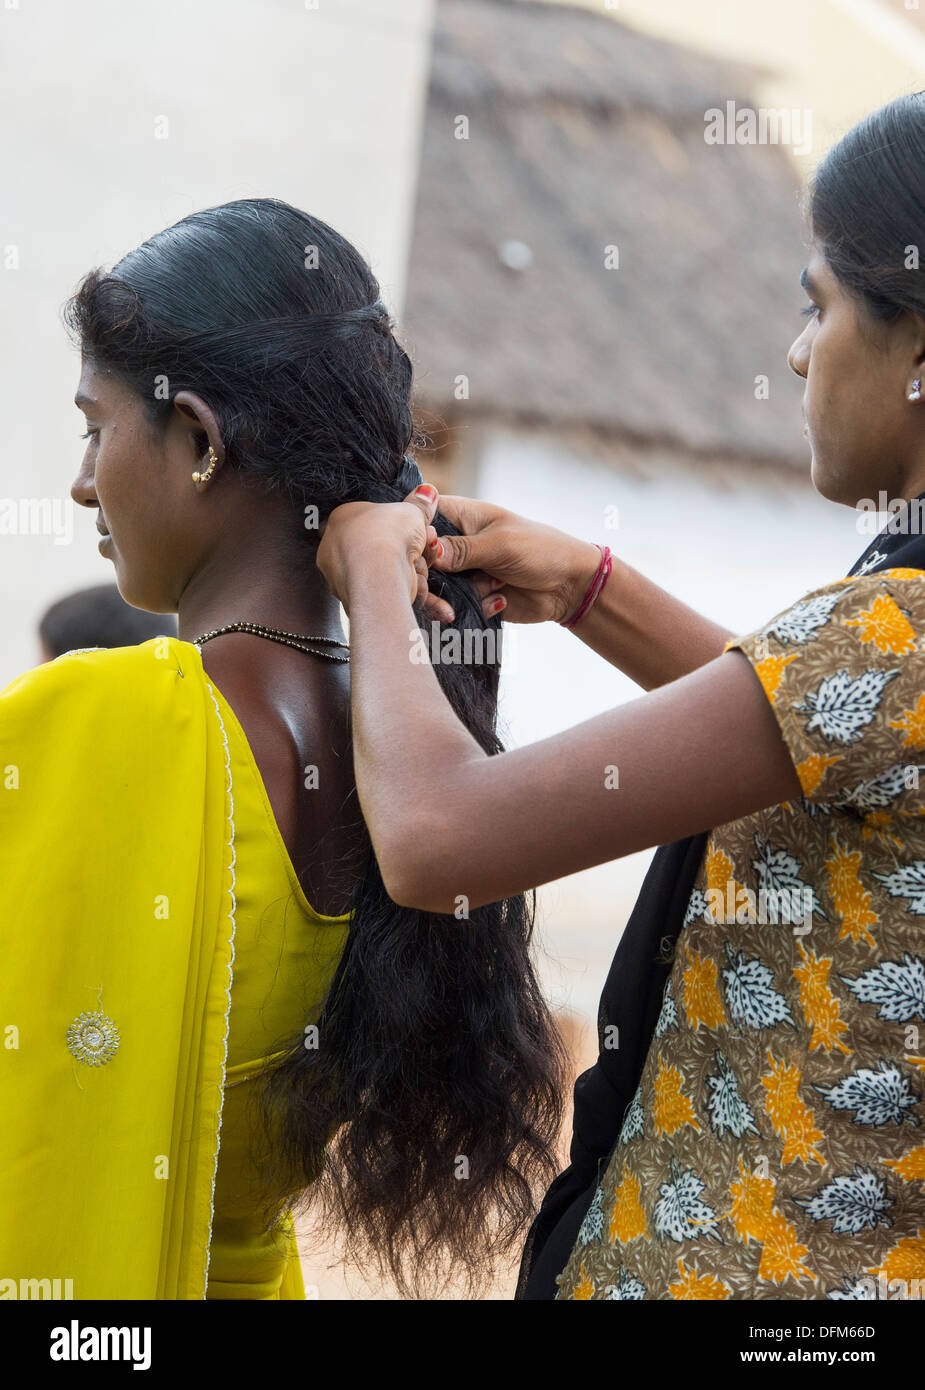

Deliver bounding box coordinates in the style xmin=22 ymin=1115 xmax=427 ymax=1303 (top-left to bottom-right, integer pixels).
xmin=171 ymin=391 xmax=226 ymax=464
xmin=904 ymin=311 xmax=925 ymax=374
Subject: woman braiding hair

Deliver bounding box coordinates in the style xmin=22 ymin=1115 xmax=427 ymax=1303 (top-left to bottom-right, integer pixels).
xmin=315 ymin=92 xmax=925 ymax=1301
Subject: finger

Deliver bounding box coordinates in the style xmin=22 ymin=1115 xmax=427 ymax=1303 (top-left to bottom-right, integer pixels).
xmin=421 ymin=590 xmax=456 ymax=624
xmin=415 ymin=551 xmax=456 ymax=623
xmin=404 ymin=483 xmax=439 ymax=525
xmin=414 ymin=561 xmax=430 ymax=608
xmin=426 ymin=505 xmax=508 ymax=576
xmin=433 ymin=494 xmax=492 ymax=534
xmin=468 ymin=572 xmax=505 ymax=599
xmin=428 ymin=529 xmax=481 ymax=573
xmin=482 ymin=593 xmax=507 ymax=620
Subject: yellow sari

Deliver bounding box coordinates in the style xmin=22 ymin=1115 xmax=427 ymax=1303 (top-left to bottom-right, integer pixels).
xmin=0 ymin=635 xmax=341 ymax=1299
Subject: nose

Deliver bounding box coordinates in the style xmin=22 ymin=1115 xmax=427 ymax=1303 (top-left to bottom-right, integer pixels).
xmin=787 ymin=331 xmax=809 ymax=380
xmin=70 ymin=461 xmax=98 ymax=511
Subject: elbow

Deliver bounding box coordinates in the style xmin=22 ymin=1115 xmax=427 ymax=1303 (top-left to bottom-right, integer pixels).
xmin=379 ymin=854 xmax=455 ymax=915
xmin=383 ymin=876 xmax=446 ymax=913
xmin=375 ymin=815 xmax=473 ymax=916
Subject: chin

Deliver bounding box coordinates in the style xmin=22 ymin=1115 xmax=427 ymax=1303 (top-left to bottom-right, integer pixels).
xmin=113 ymin=576 xmax=164 ymax=615
xmin=809 ymin=451 xmax=835 ymax=501
xmin=809 ymin=453 xmax=860 ymax=508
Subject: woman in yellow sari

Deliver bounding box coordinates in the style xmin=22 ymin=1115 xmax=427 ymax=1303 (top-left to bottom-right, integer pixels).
xmin=0 ymin=199 xmax=566 ymax=1300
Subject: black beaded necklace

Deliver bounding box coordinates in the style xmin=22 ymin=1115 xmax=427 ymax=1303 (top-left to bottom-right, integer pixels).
xmin=193 ymin=620 xmax=350 ymax=664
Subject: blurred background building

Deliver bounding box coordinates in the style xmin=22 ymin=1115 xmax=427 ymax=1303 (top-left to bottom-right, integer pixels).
xmin=3 ymin=0 xmax=924 ymax=1297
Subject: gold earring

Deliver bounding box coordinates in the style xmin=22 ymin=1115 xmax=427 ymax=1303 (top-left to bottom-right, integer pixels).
xmin=192 ymin=446 xmax=218 ymax=484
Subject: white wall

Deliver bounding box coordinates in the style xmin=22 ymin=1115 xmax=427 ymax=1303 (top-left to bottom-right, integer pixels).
xmin=0 ymin=0 xmax=435 ymax=682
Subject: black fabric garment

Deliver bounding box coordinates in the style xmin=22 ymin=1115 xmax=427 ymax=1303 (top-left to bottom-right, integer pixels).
xmin=516 ymin=493 xmax=925 ymax=1299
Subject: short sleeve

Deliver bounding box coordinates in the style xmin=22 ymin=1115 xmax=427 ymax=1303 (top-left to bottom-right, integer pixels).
xmin=722 ymin=568 xmax=925 ymax=807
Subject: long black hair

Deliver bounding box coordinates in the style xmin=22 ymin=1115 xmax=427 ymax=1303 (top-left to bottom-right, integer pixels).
xmin=811 ymin=91 xmax=925 ymax=324
xmin=64 ymin=198 xmax=567 ymax=1295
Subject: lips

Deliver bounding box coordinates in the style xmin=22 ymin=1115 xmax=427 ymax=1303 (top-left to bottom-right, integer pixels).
xmin=96 ymin=520 xmax=110 ymax=538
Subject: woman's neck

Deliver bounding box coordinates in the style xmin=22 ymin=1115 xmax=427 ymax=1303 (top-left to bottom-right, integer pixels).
xmin=176 ymin=541 xmax=345 ymax=646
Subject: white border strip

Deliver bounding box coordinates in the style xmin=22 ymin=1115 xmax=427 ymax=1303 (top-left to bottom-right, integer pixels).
xmin=200 ymin=670 xmax=238 ymax=1299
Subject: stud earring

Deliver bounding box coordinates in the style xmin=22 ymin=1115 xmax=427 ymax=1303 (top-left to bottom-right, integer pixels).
xmin=192 ymin=446 xmax=218 ymax=484
xmin=909 ymin=380 xmax=922 ymax=402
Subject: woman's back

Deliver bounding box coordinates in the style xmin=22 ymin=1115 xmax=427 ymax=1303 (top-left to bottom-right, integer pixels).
xmin=198 ymin=633 xmax=362 ymax=922
xmin=204 ymin=681 xmax=351 ymax=1300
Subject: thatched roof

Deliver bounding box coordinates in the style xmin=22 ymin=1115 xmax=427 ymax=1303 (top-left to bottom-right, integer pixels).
xmin=402 ymin=0 xmax=811 ymax=468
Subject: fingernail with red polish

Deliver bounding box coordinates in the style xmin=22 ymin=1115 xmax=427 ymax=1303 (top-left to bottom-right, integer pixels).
xmin=415 ymin=485 xmax=437 ymax=501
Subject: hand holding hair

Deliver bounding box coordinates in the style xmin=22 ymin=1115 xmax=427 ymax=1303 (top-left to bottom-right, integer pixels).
xmin=316 ymin=482 xmax=455 ymax=624
xmin=428 ymin=494 xmax=601 ymax=624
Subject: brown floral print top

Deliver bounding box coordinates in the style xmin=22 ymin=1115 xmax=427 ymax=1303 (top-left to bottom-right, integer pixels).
xmin=556 ymin=568 xmax=925 ymax=1300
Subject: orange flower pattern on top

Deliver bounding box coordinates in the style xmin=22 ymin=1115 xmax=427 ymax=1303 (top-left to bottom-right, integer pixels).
xmin=570 ymin=1262 xmax=594 ymax=1300
xmin=796 ymin=752 xmax=844 ymax=798
xmin=653 ymin=1057 xmax=701 ymax=1138
xmin=890 ymin=693 xmax=925 ymax=748
xmin=844 ymin=592 xmax=917 ymax=654
xmin=682 ymin=946 xmax=727 ymax=1032
xmin=726 ymin=1157 xmax=775 ymax=1245
xmin=557 ymin=571 xmax=925 ymax=1299
xmin=883 ymin=1145 xmax=925 ymax=1183
xmin=609 ymin=1162 xmax=649 ymax=1244
xmin=668 ymin=1257 xmax=730 ymax=1300
xmin=869 ymin=1231 xmax=925 ymax=1285
xmin=761 ymin=1051 xmax=802 ymax=1135
xmin=825 ymin=833 xmax=879 ymax=947
xmin=753 ymin=651 xmax=799 ymax=702
xmin=757 ymin=1208 xmax=817 ymax=1286
xmin=792 ymin=942 xmax=851 ymax=1056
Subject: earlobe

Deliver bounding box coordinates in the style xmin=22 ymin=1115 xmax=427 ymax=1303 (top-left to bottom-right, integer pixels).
xmin=908 ymin=318 xmax=925 ymax=387
xmin=192 ymin=446 xmax=219 ymax=485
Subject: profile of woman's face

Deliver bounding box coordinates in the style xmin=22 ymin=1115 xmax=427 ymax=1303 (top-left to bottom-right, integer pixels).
xmin=70 ymin=360 xmax=211 ymax=613
xmin=787 ymin=246 xmax=925 ymax=506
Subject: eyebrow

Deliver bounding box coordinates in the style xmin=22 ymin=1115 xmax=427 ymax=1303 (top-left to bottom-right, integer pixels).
xmin=800 ymin=266 xmax=821 ymax=297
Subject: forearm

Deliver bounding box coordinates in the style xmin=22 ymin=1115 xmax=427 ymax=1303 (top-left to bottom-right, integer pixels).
xmin=345 ymin=549 xmax=488 ymax=897
xmin=346 ymin=550 xmax=799 ymax=914
xmin=320 ymin=490 xmax=798 ymax=916
xmin=571 ymin=554 xmax=736 ymax=690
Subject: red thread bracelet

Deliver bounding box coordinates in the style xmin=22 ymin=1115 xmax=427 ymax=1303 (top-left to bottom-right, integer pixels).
xmin=560 ymin=545 xmax=613 ymax=629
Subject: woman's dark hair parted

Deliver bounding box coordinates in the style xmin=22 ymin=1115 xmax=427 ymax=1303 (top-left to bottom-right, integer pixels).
xmin=62 ymin=197 xmax=568 ymax=1295
xmin=810 ymin=90 xmax=925 ymax=326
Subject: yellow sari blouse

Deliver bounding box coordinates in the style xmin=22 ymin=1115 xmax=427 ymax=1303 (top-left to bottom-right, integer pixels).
xmin=0 ymin=636 xmax=349 ymax=1300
